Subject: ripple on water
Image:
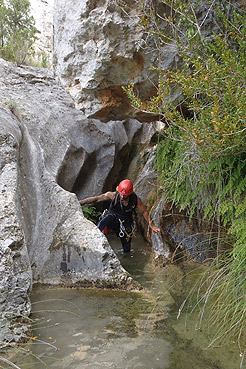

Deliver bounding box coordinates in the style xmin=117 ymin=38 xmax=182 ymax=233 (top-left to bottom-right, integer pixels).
xmin=8 ymin=233 xmax=245 ymax=369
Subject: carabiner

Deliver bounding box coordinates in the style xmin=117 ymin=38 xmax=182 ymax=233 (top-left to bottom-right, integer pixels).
xmin=118 ymin=219 xmax=125 ymax=238
xmin=119 ymin=230 xmax=125 ymax=238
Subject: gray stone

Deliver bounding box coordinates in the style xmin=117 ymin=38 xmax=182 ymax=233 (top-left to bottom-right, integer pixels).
xmin=132 ymin=143 xmax=171 ymax=264
xmin=52 ymin=0 xmax=179 ymax=120
xmin=0 ymin=58 xmax=147 ymax=342
xmin=162 ymin=215 xmax=212 ymax=263
xmin=0 ymin=59 xmax=142 ymax=288
xmin=0 ymin=108 xmax=32 ymax=342
xmin=30 ymin=0 xmax=54 ymax=67
xmin=30 ymin=0 xmax=239 ymax=123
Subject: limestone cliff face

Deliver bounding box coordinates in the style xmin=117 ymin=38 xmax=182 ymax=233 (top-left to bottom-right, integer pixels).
xmin=30 ymin=0 xmax=180 ymax=120
xmin=0 ymin=108 xmax=32 ymax=342
xmin=0 ymin=59 xmax=149 ymax=342
xmin=1 ymin=0 xmax=226 ymax=343
xmin=30 ymin=0 xmax=54 ymax=66
xmin=52 ymin=0 xmax=179 ymax=120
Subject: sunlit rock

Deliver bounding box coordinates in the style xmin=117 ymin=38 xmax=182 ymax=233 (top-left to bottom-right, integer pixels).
xmin=30 ymin=0 xmax=54 ymax=66
xmin=52 ymin=0 xmax=179 ymax=121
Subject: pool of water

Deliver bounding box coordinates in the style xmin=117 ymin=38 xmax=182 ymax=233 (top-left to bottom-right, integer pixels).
xmin=5 ymin=234 xmax=245 ymax=369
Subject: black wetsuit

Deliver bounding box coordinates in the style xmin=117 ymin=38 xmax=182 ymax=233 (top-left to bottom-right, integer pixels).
xmin=97 ymin=191 xmax=138 ymax=253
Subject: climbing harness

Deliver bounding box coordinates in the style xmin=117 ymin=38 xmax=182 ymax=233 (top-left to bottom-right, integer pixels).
xmin=99 ymin=209 xmax=136 ymax=242
xmin=98 ymin=209 xmax=109 ymax=234
xmin=118 ymin=218 xmax=137 ymax=242
xmin=100 ymin=209 xmax=109 ymax=219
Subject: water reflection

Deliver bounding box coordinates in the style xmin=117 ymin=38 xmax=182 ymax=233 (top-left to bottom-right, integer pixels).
xmin=20 ymin=288 xmax=171 ymax=369
xmin=109 ymin=233 xmax=244 ymax=369
xmin=9 ymin=233 xmax=244 ymax=369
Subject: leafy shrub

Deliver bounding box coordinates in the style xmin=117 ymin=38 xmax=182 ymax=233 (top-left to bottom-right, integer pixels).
xmin=81 ymin=206 xmax=101 ymax=224
xmin=0 ymin=0 xmax=37 ymax=65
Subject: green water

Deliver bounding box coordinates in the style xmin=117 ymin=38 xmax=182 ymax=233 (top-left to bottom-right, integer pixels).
xmin=4 ymin=234 xmax=245 ymax=369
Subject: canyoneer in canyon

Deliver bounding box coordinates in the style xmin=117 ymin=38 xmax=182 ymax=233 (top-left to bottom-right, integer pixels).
xmin=79 ymin=179 xmax=160 ymax=253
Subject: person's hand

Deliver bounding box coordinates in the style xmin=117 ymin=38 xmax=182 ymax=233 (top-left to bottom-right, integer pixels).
xmin=151 ymin=224 xmax=161 ymax=235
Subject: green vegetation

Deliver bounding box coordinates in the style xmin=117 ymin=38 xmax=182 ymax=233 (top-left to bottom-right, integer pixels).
xmin=38 ymin=50 xmax=49 ymax=68
xmin=123 ymin=0 xmax=246 ymax=349
xmin=0 ymin=0 xmax=37 ymax=65
xmin=81 ymin=205 xmax=101 ymax=224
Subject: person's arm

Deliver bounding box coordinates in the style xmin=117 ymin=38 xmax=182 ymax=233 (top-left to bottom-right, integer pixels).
xmin=79 ymin=191 xmax=115 ymax=205
xmin=136 ymin=197 xmax=161 ymax=235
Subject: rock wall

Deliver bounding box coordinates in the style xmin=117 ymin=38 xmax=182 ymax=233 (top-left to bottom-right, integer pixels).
xmin=130 ymin=144 xmax=172 ymax=265
xmin=0 ymin=109 xmax=32 ymax=343
xmin=0 ymin=59 xmax=149 ymax=342
xmin=52 ymin=0 xmax=179 ymax=121
xmin=1 ymin=0 xmax=175 ymax=335
xmin=30 ymin=0 xmax=54 ymax=66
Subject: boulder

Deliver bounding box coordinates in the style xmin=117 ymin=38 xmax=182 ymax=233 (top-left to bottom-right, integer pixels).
xmin=52 ymin=0 xmax=179 ymax=120
xmin=0 ymin=59 xmax=149 ymax=287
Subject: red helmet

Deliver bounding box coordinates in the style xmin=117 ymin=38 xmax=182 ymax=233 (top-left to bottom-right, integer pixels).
xmin=118 ymin=179 xmax=133 ymax=196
